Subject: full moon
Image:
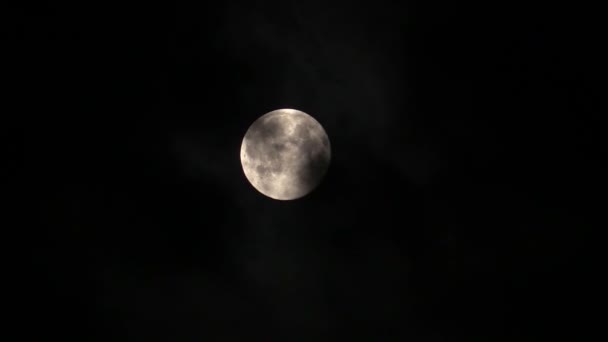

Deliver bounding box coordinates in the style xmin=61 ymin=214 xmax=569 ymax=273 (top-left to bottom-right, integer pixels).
xmin=240 ymin=108 xmax=331 ymax=200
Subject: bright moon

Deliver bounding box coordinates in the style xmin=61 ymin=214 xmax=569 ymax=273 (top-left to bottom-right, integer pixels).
xmin=240 ymin=108 xmax=331 ymax=200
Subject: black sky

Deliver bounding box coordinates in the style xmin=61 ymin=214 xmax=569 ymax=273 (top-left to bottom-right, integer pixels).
xmin=8 ymin=0 xmax=602 ymax=341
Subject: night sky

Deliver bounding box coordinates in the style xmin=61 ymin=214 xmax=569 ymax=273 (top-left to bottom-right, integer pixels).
xmin=9 ymin=1 xmax=601 ymax=340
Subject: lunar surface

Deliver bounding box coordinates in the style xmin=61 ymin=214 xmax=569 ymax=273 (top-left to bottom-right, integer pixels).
xmin=240 ymin=108 xmax=331 ymax=200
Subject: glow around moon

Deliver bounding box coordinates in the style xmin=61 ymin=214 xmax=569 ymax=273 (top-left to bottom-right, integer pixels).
xmin=240 ymin=108 xmax=331 ymax=200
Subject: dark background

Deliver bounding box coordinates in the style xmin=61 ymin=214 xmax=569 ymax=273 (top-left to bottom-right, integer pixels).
xmin=7 ymin=0 xmax=601 ymax=340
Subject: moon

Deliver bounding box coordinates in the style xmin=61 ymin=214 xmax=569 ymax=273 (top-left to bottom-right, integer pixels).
xmin=240 ymin=108 xmax=331 ymax=200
